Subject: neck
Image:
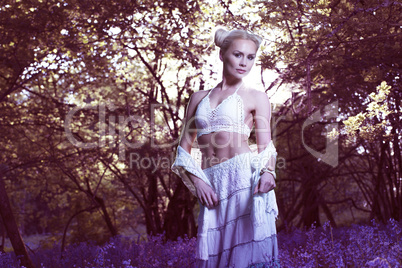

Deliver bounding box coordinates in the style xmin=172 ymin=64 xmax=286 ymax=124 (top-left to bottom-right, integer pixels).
xmin=220 ymin=77 xmax=243 ymax=91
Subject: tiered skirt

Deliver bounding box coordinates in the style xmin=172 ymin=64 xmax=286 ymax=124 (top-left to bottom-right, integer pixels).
xmin=195 ymin=152 xmax=280 ymax=268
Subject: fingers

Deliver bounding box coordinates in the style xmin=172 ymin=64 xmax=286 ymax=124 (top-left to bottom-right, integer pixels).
xmin=254 ymin=173 xmax=276 ymax=195
xmin=253 ymin=183 xmax=259 ymax=195
xmin=211 ymin=192 xmax=219 ymax=205
xmin=208 ymin=192 xmax=219 ymax=208
xmin=197 ymin=187 xmax=219 ymax=209
xmin=201 ymin=192 xmax=218 ymax=209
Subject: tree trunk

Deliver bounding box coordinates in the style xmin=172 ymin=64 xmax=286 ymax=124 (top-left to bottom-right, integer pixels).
xmin=301 ymin=184 xmax=321 ymax=227
xmin=0 ymin=168 xmax=34 ymax=268
xmin=320 ymin=200 xmax=337 ymax=228
xmin=144 ymin=175 xmax=163 ymax=235
xmin=94 ymin=196 xmax=118 ymax=236
xmin=300 ymin=133 xmax=321 ymax=228
xmin=0 ymin=217 xmax=5 ymax=253
xmin=163 ymin=181 xmax=197 ymax=240
xmin=370 ymin=141 xmax=388 ymax=222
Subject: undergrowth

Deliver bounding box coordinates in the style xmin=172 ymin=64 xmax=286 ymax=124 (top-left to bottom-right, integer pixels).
xmin=1 ymin=219 xmax=401 ymax=267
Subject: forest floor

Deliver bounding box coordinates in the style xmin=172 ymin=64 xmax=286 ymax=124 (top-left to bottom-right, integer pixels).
xmin=1 ymin=219 xmax=401 ymax=267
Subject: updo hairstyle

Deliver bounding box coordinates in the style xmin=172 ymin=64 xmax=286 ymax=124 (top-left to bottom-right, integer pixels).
xmin=214 ymin=28 xmax=262 ymax=55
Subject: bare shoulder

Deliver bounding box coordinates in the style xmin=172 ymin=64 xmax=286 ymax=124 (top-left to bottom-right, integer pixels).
xmin=186 ymin=90 xmax=210 ymax=114
xmin=241 ymin=87 xmax=270 ymax=110
xmin=252 ymin=89 xmax=270 ymax=103
xmin=190 ymin=90 xmax=209 ymax=102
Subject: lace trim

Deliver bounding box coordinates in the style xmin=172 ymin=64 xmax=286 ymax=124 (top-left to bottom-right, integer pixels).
xmin=203 ymin=153 xmax=253 ymax=200
xmin=211 ymin=173 xmax=251 ymax=200
xmin=206 ymin=208 xmax=277 ymax=233
xmin=248 ymin=260 xmax=281 ymax=268
xmin=220 ymin=187 xmax=250 ymax=202
xmin=196 ymin=92 xmax=252 ymax=138
xmin=207 ymin=213 xmax=251 ymax=232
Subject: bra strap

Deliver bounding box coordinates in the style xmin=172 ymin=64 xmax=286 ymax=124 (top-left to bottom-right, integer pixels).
xmin=208 ymin=82 xmax=243 ymax=97
xmin=206 ymin=86 xmax=215 ymax=97
xmin=234 ymin=82 xmax=243 ymax=93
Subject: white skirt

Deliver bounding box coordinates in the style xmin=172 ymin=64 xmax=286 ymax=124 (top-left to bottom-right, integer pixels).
xmin=195 ymin=152 xmax=280 ymax=268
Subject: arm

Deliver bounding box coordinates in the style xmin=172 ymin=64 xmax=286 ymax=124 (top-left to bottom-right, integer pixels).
xmin=253 ymin=91 xmax=276 ymax=195
xmin=173 ymin=92 xmax=219 ymax=208
xmin=178 ymin=93 xmax=198 ymax=153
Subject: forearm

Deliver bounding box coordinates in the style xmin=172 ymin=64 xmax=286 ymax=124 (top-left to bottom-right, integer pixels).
xmin=171 ymin=145 xmax=212 ymax=196
xmin=185 ymin=170 xmax=203 ymax=186
xmin=255 ymin=140 xmax=277 ymax=179
xmin=261 ymin=152 xmax=276 ymax=177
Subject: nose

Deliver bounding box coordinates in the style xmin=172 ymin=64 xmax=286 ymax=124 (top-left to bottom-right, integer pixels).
xmin=240 ymin=58 xmax=246 ymax=67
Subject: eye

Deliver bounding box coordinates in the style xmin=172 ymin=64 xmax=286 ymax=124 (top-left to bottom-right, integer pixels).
xmin=234 ymin=53 xmax=241 ymax=58
xmin=248 ymin=55 xmax=255 ymax=60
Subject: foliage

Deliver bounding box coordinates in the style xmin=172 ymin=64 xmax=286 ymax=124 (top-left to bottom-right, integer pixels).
xmin=257 ymin=0 xmax=401 ymax=110
xmin=0 ymin=0 xmax=223 ymax=244
xmin=0 ymin=0 xmax=401 ymax=254
xmin=1 ymin=220 xmax=401 ymax=267
xmin=339 ymin=80 xmax=401 ymax=222
xmin=342 ymin=81 xmax=394 ymax=144
xmin=260 ymin=0 xmax=401 ymax=228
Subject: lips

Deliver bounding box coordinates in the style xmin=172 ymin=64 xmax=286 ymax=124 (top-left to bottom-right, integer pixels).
xmin=236 ymin=69 xmax=246 ymax=74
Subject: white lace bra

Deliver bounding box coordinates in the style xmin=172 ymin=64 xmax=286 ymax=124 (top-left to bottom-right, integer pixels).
xmin=194 ymin=85 xmax=252 ymax=139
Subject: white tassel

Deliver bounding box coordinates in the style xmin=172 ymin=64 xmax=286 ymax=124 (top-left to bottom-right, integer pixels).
xmin=252 ymin=194 xmax=266 ymax=227
xmin=196 ymin=234 xmax=209 ymax=260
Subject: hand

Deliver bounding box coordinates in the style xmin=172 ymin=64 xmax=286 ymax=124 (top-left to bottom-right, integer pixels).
xmin=193 ymin=178 xmax=219 ymax=209
xmin=253 ymin=172 xmax=276 ymax=195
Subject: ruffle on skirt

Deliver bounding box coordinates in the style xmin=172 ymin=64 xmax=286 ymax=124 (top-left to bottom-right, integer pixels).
xmin=195 ymin=152 xmax=279 ymax=268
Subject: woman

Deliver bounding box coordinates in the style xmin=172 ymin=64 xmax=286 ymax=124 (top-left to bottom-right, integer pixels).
xmin=172 ymin=28 xmax=280 ymax=268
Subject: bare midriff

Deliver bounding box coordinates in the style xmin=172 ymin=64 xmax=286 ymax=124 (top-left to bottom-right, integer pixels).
xmin=198 ymin=131 xmax=251 ymax=169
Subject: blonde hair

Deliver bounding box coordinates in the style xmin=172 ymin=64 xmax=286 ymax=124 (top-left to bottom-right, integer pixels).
xmin=214 ymin=28 xmax=262 ymax=55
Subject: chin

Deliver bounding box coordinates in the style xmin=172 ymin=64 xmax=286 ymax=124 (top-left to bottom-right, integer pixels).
xmin=236 ymin=72 xmax=249 ymax=79
xmin=225 ymin=70 xmax=249 ymax=80
xmin=233 ymin=71 xmax=248 ymax=77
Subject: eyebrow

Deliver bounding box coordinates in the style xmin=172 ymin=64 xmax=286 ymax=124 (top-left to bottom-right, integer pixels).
xmin=233 ymin=50 xmax=256 ymax=56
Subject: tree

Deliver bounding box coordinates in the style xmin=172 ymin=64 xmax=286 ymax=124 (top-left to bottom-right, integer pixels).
xmin=1 ymin=0 xmax=400 ymax=253
xmin=0 ymin=166 xmax=34 ymax=268
xmin=0 ymin=0 xmax=249 ymax=247
xmin=342 ymin=82 xmax=401 ymax=221
xmin=256 ymin=0 xmax=401 ymax=227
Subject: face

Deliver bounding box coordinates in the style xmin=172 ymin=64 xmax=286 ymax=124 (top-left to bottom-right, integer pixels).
xmin=220 ymin=39 xmax=258 ymax=80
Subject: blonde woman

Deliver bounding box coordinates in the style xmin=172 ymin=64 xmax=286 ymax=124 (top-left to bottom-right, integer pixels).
xmin=172 ymin=28 xmax=280 ymax=268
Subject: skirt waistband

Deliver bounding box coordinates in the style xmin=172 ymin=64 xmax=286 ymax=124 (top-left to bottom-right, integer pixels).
xmin=202 ymin=152 xmax=254 ymax=173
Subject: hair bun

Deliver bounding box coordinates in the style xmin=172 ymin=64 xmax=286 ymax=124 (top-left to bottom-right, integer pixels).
xmin=214 ymin=28 xmax=230 ymax=48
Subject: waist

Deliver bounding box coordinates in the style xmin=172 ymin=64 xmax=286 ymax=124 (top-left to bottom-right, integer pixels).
xmin=198 ymin=132 xmax=251 ymax=169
